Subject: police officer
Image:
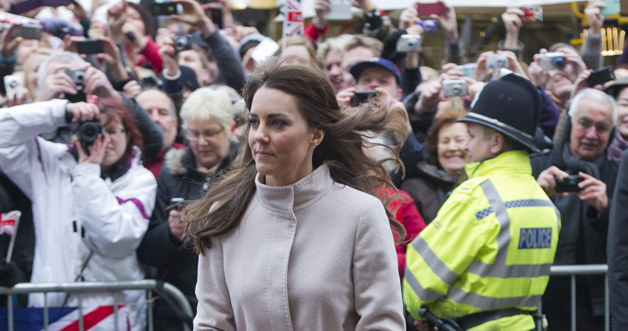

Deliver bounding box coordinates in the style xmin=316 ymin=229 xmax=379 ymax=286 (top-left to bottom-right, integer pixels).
xmin=403 ymin=73 xmax=560 ymax=330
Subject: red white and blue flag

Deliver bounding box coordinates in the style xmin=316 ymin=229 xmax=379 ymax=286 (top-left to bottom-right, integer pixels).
xmin=282 ymin=0 xmax=304 ymax=37
xmin=0 ymin=305 xmax=130 ymax=331
xmin=0 ymin=210 xmax=20 ymax=237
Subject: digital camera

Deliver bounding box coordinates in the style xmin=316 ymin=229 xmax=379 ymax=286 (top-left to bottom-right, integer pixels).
xmin=64 ymin=68 xmax=86 ymax=103
xmin=396 ymin=34 xmax=422 ymax=52
xmin=486 ymin=54 xmax=508 ymax=69
xmin=442 ymin=80 xmax=467 ymax=97
xmin=539 ymin=52 xmax=566 ymax=71
xmin=555 ymin=175 xmax=584 ymax=193
xmin=174 ymin=35 xmax=193 ymax=53
xmin=416 ymin=20 xmax=437 ymax=34
xmin=77 ymin=119 xmax=104 ymax=156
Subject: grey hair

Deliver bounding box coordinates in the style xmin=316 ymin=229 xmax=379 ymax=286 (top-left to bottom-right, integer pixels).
xmin=568 ymin=88 xmax=618 ymax=125
xmin=36 ymin=52 xmax=86 ymax=89
xmin=180 ymin=87 xmax=234 ymax=132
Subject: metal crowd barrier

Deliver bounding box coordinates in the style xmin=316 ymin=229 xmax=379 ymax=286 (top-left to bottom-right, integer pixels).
xmin=0 ymin=280 xmax=193 ymax=331
xmin=537 ymin=264 xmax=609 ymax=331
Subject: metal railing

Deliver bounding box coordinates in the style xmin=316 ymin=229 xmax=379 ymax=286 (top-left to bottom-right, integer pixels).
xmin=0 ymin=280 xmax=193 ymax=331
xmin=537 ymin=264 xmax=609 ymax=331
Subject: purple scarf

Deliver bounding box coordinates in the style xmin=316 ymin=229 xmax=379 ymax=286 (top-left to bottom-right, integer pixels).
xmin=609 ymin=130 xmax=628 ymax=162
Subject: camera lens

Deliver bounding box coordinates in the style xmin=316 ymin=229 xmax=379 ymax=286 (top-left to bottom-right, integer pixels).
xmin=551 ymin=57 xmax=566 ymax=70
xmin=78 ymin=121 xmax=103 ymax=144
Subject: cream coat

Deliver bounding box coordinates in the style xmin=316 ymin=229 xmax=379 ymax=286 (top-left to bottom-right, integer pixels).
xmin=194 ymin=164 xmax=405 ymax=330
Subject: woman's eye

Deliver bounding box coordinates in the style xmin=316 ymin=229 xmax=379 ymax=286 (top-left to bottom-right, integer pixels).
xmin=272 ymin=120 xmax=287 ymax=128
xmin=248 ymin=118 xmax=259 ymax=127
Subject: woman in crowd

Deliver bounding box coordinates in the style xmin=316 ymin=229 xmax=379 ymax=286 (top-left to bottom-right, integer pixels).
xmin=401 ymin=110 xmax=470 ymax=224
xmin=605 ymin=77 xmax=628 ymax=161
xmin=137 ymin=87 xmax=237 ymax=330
xmin=184 ymin=62 xmax=406 ymax=330
xmin=0 ymin=99 xmax=156 ymax=330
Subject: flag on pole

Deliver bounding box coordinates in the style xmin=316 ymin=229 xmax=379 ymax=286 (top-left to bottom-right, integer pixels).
xmin=0 ymin=210 xmax=21 ymax=263
xmin=282 ymin=0 xmax=304 ymax=38
xmin=0 ymin=305 xmax=130 ymax=331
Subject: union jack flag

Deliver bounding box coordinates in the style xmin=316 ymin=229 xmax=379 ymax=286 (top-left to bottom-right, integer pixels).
xmin=0 ymin=305 xmax=130 ymax=331
xmin=0 ymin=210 xmax=20 ymax=237
xmin=282 ymin=0 xmax=304 ymax=37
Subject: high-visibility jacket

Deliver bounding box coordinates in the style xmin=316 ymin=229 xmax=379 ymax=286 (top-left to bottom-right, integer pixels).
xmin=403 ymin=150 xmax=560 ymax=330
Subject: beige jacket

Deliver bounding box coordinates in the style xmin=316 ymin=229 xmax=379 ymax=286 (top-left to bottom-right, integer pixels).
xmin=194 ymin=164 xmax=405 ymax=330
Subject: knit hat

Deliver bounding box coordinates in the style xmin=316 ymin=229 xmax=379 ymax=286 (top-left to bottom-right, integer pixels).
xmin=458 ymin=73 xmax=541 ymax=153
xmin=350 ymin=58 xmax=403 ymax=86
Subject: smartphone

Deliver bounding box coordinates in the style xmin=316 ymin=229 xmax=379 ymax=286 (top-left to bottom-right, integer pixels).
xmin=11 ymin=23 xmax=43 ymax=40
xmin=150 ymin=2 xmax=181 ymax=16
xmin=416 ymin=2 xmax=444 ymax=17
xmin=587 ymin=65 xmax=615 ymax=87
xmin=251 ymin=37 xmax=279 ymax=64
xmin=76 ymin=39 xmax=104 ymax=55
xmin=211 ymin=7 xmax=223 ymax=29
xmin=167 ymin=197 xmax=185 ymax=211
xmin=3 ymin=74 xmax=24 ymax=100
xmin=521 ymin=6 xmax=543 ymax=23
xmin=350 ymin=91 xmax=377 ymax=107
xmin=324 ymin=0 xmax=352 ymax=21
xmin=600 ymin=0 xmax=621 ymax=16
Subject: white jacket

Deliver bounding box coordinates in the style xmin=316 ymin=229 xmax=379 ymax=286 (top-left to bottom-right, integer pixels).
xmin=0 ymin=100 xmax=157 ymax=330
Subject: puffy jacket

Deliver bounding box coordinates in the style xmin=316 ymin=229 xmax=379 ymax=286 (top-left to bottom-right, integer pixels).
xmin=403 ymin=151 xmax=560 ymax=330
xmin=0 ymin=100 xmax=157 ymax=330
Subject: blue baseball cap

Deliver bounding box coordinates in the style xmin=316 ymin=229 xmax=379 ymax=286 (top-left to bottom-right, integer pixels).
xmin=350 ymin=58 xmax=403 ymax=86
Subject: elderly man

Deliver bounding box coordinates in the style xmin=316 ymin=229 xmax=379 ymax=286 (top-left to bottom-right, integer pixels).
xmin=136 ymin=89 xmax=186 ymax=178
xmin=532 ymin=88 xmax=618 ymax=330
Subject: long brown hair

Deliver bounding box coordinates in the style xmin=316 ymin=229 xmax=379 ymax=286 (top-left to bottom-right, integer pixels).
xmin=183 ymin=62 xmax=406 ymax=254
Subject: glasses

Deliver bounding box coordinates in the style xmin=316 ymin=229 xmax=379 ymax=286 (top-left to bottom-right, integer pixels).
xmin=185 ymin=127 xmax=225 ymax=141
xmin=575 ymin=117 xmax=611 ymax=134
xmin=105 ymin=127 xmax=126 ymax=136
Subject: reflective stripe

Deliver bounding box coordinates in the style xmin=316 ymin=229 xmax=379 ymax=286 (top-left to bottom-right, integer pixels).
xmin=475 ymin=200 xmax=556 ymax=220
xmin=411 ymin=237 xmax=459 ymax=285
xmin=404 ymin=265 xmax=443 ymax=301
xmin=448 ymin=285 xmax=543 ymax=310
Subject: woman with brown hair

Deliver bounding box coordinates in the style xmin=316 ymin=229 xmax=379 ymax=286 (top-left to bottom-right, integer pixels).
xmin=184 ymin=62 xmax=406 ymax=330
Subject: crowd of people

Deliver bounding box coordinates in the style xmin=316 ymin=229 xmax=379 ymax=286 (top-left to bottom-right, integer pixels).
xmin=0 ymin=0 xmax=628 ymax=330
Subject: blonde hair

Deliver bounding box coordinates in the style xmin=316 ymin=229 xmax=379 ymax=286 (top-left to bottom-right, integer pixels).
xmin=22 ymin=48 xmax=55 ymax=101
xmin=180 ymin=87 xmax=235 ymax=132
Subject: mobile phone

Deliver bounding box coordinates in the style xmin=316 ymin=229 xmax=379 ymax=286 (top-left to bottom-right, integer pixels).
xmin=555 ymin=175 xmax=584 ymax=193
xmin=521 ymin=6 xmax=543 ymax=23
xmin=600 ymin=0 xmax=621 ymax=16
xmin=324 ymin=0 xmax=352 ymax=21
xmin=350 ymin=91 xmax=377 ymax=107
xmin=150 ymin=2 xmax=181 ymax=16
xmin=251 ymin=37 xmax=279 ymax=64
xmin=211 ymin=7 xmax=223 ymax=29
xmin=167 ymin=197 xmax=185 ymax=211
xmin=3 ymin=74 xmax=24 ymax=100
xmin=416 ymin=2 xmax=444 ymax=17
xmin=587 ymin=65 xmax=615 ymax=87
xmin=11 ymin=23 xmax=43 ymax=40
xmin=76 ymin=39 xmax=104 ymax=55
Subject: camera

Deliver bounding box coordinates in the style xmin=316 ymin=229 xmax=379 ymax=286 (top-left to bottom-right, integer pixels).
xmin=77 ymin=119 xmax=104 ymax=156
xmin=555 ymin=175 xmax=584 ymax=193
xmin=64 ymin=68 xmax=86 ymax=103
xmin=416 ymin=20 xmax=437 ymax=34
xmin=350 ymin=91 xmax=377 ymax=107
xmin=587 ymin=65 xmax=615 ymax=87
xmin=396 ymin=34 xmax=422 ymax=52
xmin=174 ymin=35 xmax=193 ymax=53
xmin=539 ymin=52 xmax=566 ymax=71
xmin=486 ymin=54 xmax=508 ymax=69
xmin=442 ymin=80 xmax=467 ymax=97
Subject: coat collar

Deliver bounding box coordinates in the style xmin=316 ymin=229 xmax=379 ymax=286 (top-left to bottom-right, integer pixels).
xmin=465 ymin=150 xmax=532 ymax=179
xmin=255 ymin=164 xmax=333 ymax=214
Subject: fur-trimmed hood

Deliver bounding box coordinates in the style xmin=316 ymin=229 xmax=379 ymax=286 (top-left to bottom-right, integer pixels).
xmin=164 ymin=148 xmax=192 ymax=176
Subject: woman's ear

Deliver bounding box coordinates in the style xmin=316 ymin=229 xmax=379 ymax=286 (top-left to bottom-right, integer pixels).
xmin=311 ymin=128 xmax=325 ymax=148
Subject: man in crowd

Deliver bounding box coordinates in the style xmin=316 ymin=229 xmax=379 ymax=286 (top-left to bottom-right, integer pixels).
xmin=404 ymin=73 xmax=560 ymax=330
xmin=532 ymin=88 xmax=618 ymax=330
